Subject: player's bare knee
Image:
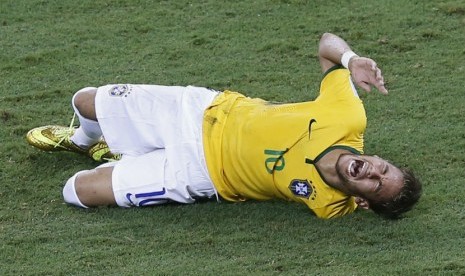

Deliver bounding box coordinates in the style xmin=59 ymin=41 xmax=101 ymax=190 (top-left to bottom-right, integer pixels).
xmin=72 ymin=87 xmax=98 ymax=120
xmin=73 ymin=167 xmax=116 ymax=207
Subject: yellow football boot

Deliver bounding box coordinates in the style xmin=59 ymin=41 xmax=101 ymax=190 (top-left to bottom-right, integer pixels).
xmin=88 ymin=142 xmax=121 ymax=162
xmin=26 ymin=125 xmax=87 ymax=154
xmin=26 ymin=125 xmax=121 ymax=162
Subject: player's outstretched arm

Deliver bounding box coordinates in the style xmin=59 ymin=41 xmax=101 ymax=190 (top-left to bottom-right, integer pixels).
xmin=318 ymin=32 xmax=388 ymax=94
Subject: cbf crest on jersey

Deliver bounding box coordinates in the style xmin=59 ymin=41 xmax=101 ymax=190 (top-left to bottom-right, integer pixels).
xmin=289 ymin=179 xmax=313 ymax=199
xmin=108 ymin=84 xmax=130 ymax=97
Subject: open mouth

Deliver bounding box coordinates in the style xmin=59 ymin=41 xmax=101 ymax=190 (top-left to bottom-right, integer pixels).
xmin=348 ymin=160 xmax=365 ymax=178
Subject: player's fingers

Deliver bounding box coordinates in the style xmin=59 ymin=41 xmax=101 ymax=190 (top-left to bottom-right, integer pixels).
xmin=370 ymin=60 xmax=377 ymax=71
xmin=379 ymin=86 xmax=388 ymax=95
xmin=375 ymin=67 xmax=383 ymax=81
xmin=374 ymin=69 xmax=388 ymax=94
xmin=375 ymin=82 xmax=388 ymax=95
xmin=357 ymin=81 xmax=372 ymax=93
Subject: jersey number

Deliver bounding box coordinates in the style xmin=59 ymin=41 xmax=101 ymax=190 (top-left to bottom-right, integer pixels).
xmin=264 ymin=149 xmax=286 ymax=174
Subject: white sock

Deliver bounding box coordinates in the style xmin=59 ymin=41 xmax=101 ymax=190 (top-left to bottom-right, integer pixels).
xmin=63 ymin=171 xmax=89 ymax=208
xmin=72 ymin=127 xmax=100 ymax=149
xmin=70 ymin=88 xmax=103 ymax=148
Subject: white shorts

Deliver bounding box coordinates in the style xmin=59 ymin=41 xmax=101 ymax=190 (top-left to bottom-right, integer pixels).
xmin=95 ymin=84 xmax=219 ymax=207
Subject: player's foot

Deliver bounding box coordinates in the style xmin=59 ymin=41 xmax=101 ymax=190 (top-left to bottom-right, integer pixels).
xmin=88 ymin=142 xmax=121 ymax=162
xmin=26 ymin=125 xmax=87 ymax=154
xmin=26 ymin=125 xmax=121 ymax=162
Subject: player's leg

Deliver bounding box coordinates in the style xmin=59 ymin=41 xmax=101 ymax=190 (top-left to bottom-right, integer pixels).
xmin=62 ymin=166 xmax=116 ymax=207
xmin=62 ymin=149 xmax=198 ymax=208
xmin=61 ymin=84 xmax=219 ymax=208
xmin=72 ymin=87 xmax=97 ymax=120
xmin=70 ymin=87 xmax=103 ymax=149
xmin=25 ymin=87 xmax=116 ymax=161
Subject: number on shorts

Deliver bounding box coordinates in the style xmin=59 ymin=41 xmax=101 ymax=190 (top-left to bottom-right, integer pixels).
xmin=126 ymin=188 xmax=167 ymax=206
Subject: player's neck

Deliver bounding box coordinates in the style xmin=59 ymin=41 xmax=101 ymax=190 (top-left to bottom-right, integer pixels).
xmin=315 ymin=148 xmax=351 ymax=193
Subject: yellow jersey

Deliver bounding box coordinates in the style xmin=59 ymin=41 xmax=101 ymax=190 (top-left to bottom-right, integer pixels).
xmin=202 ymin=67 xmax=366 ymax=218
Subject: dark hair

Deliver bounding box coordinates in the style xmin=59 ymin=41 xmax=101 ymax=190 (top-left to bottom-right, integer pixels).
xmin=368 ymin=168 xmax=422 ymax=219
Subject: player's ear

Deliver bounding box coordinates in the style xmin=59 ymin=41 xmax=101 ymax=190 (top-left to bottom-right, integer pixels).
xmin=355 ymin=197 xmax=370 ymax=210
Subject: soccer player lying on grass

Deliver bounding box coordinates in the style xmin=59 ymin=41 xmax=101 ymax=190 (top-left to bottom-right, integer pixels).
xmin=27 ymin=32 xmax=422 ymax=219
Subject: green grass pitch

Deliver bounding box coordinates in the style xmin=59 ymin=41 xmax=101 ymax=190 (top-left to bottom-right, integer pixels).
xmin=1 ymin=0 xmax=464 ymax=274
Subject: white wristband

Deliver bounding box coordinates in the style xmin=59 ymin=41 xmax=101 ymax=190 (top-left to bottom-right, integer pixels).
xmin=341 ymin=51 xmax=358 ymax=69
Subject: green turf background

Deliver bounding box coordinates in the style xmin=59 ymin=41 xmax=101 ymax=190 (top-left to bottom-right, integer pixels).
xmin=1 ymin=0 xmax=464 ymax=274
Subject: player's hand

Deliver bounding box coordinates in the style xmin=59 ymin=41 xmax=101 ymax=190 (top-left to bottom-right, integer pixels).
xmin=349 ymin=57 xmax=388 ymax=95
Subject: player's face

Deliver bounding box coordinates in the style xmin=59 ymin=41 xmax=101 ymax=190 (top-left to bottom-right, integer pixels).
xmin=336 ymin=154 xmax=404 ymax=202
